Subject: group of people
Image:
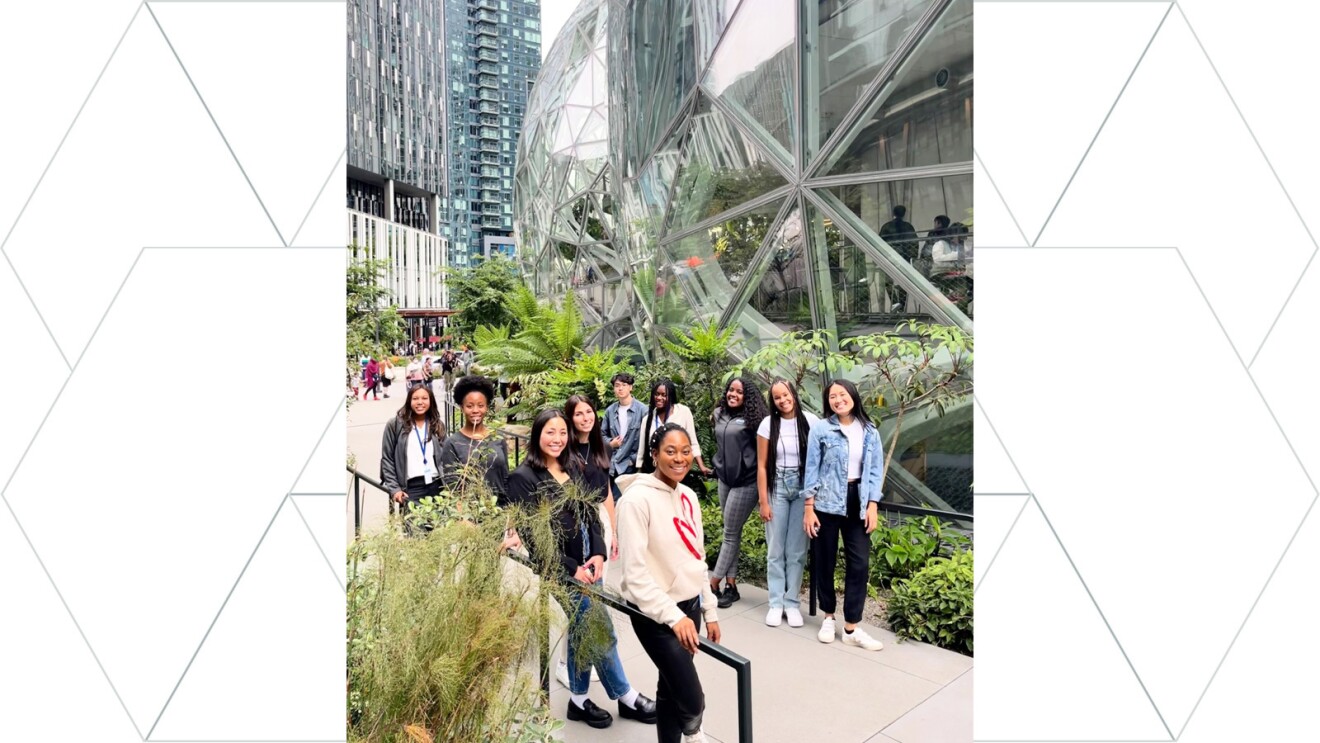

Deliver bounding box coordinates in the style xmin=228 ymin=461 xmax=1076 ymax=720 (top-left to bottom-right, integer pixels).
xmin=353 ymin=345 xmax=475 ymax=402
xmin=377 ymin=370 xmax=889 ymax=743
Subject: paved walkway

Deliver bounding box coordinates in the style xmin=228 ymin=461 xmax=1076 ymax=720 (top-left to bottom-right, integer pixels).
xmin=346 ymin=389 xmax=972 ymax=742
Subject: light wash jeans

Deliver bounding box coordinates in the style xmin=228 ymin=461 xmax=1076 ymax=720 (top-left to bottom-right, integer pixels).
xmin=567 ymin=591 xmax=632 ymax=697
xmin=765 ymin=468 xmax=808 ymax=609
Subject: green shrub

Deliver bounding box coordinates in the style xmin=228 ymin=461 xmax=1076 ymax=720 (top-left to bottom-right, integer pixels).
xmin=869 ymin=515 xmax=971 ymax=588
xmin=887 ymin=550 xmax=973 ymax=655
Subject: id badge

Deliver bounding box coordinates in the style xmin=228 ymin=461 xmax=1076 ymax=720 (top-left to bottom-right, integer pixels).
xmin=423 ymin=461 xmax=438 ymax=484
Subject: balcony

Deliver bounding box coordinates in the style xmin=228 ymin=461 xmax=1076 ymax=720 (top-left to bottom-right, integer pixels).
xmin=477 ymin=48 xmax=499 ymax=62
xmin=473 ymin=9 xmax=498 ymax=23
xmin=479 ymin=114 xmax=498 ymax=127
xmin=478 ymin=88 xmax=498 ymax=101
xmin=475 ymin=22 xmax=497 ymax=36
xmin=480 ymin=152 xmax=500 ymax=164
xmin=478 ymin=100 xmax=499 ymax=114
xmin=475 ymin=0 xmax=497 ymax=9
xmin=480 ymin=127 xmax=498 ymax=140
xmin=482 ymin=215 xmax=503 ymax=228
xmin=479 ymin=139 xmax=499 ymax=152
xmin=480 ymin=189 xmax=501 ymax=202
xmin=476 ymin=33 xmax=497 ymax=50
xmin=477 ymin=61 xmax=498 ymax=75
xmin=481 ymin=178 xmax=500 ymax=190
xmin=480 ymin=166 xmax=500 ymax=178
xmin=477 ymin=74 xmax=499 ymax=89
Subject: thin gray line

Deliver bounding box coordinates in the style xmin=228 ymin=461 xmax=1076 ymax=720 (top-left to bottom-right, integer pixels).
xmin=1248 ymin=247 xmax=1316 ymax=370
xmin=0 ymin=250 xmax=72 ymax=370
xmin=290 ymin=496 xmax=346 ymax=593
xmin=972 ymin=492 xmax=1034 ymax=496
xmin=146 ymin=494 xmax=290 ymax=740
xmin=1170 ymin=248 xmax=1246 ymax=367
xmin=1033 ymin=2 xmax=1173 ymax=246
xmin=973 ymin=398 xmax=1032 ymax=493
xmin=1174 ymin=493 xmax=1318 ymax=740
xmin=1033 ymin=495 xmax=1174 ymax=739
xmin=973 ymin=495 xmax=1030 ymax=596
xmin=145 ymin=3 xmax=287 ymax=247
xmin=288 ymin=492 xmax=347 ymax=497
xmin=0 ymin=2 xmax=144 ymax=372
xmin=975 ymin=246 xmax=1178 ymax=250
xmin=973 ymin=149 xmax=1030 ymax=246
xmin=1173 ymin=2 xmax=1320 ymax=368
xmin=288 ymin=401 xmax=348 ymax=497
xmin=289 ymin=149 xmax=346 ymax=246
xmin=0 ymin=494 xmax=145 ymax=739
xmin=74 ymin=248 xmax=147 ymax=369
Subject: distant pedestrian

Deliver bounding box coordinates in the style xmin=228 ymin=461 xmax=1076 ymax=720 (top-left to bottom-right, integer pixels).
xmin=362 ymin=358 xmax=381 ymax=401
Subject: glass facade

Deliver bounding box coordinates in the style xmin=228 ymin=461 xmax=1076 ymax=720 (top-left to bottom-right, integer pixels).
xmin=445 ymin=0 xmax=542 ymax=267
xmin=515 ymin=0 xmax=972 ymax=513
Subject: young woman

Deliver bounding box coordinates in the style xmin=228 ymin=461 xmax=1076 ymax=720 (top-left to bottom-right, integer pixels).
xmin=802 ymin=379 xmax=886 ymax=651
xmin=362 ymin=357 xmax=380 ymax=400
xmin=438 ymin=375 xmax=509 ymax=499
xmin=635 ymin=379 xmax=710 ymax=478
xmin=617 ymin=423 xmax=722 ymax=743
xmin=504 ymin=410 xmax=657 ymax=730
xmin=757 ymin=379 xmax=820 ymax=627
xmin=565 ymin=395 xmax=618 ymax=561
xmin=379 ymin=385 xmax=448 ymax=529
xmin=708 ymin=376 xmax=768 ymax=609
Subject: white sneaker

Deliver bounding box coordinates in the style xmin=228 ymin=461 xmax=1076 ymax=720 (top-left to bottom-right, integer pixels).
xmin=817 ymin=616 xmax=836 ymax=643
xmin=682 ymin=728 xmax=708 ymax=743
xmin=556 ymin=658 xmax=598 ymax=687
xmin=784 ymin=607 xmax=804 ymax=627
xmin=841 ymin=626 xmax=885 ymax=651
xmin=765 ymin=607 xmax=783 ymax=627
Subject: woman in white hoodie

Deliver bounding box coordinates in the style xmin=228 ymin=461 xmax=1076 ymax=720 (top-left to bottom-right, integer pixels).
xmin=616 ymin=423 xmax=722 ymax=743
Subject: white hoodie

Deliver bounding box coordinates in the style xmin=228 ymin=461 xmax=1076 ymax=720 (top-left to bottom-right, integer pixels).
xmin=615 ymin=472 xmax=719 ymax=628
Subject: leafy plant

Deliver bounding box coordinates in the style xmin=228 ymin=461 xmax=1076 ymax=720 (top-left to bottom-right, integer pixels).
xmin=347 ymin=251 xmax=407 ymax=363
xmin=503 ymin=346 xmax=635 ymax=421
xmin=660 ymin=319 xmax=738 ymax=456
xmin=446 ymin=254 xmax=524 ymax=338
xmin=733 ymin=329 xmax=855 ymax=409
xmin=870 ymin=515 xmax=971 ymax=587
xmin=887 ymin=550 xmax=973 ymax=655
xmin=475 ymin=288 xmax=591 ymax=376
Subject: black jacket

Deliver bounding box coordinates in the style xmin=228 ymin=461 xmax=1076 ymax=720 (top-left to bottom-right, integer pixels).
xmin=380 ymin=416 xmax=448 ymax=495
xmin=713 ymin=408 xmax=758 ymax=488
xmin=503 ymin=462 xmax=605 ymax=580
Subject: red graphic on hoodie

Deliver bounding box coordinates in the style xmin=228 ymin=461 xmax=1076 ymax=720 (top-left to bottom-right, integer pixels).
xmin=673 ymin=491 xmax=703 ymax=561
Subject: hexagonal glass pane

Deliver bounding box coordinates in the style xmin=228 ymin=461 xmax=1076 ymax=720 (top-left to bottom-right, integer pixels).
xmin=701 ymin=0 xmax=797 ymax=167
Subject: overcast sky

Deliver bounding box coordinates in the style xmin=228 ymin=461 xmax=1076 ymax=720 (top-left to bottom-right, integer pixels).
xmin=540 ymin=0 xmax=579 ymax=61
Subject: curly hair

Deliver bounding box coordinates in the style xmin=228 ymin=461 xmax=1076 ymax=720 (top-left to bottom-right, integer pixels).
xmin=453 ymin=375 xmax=497 ymax=405
xmin=716 ymin=376 xmax=767 ymax=433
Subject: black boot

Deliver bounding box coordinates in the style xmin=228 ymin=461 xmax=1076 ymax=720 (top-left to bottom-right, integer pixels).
xmin=717 ymin=582 xmax=740 ymax=609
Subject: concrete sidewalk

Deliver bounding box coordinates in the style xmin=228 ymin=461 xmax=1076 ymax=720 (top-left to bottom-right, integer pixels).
xmin=346 ymin=391 xmax=973 ymax=742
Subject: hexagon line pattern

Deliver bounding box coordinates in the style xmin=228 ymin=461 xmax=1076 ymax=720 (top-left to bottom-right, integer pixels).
xmin=0 ymin=3 xmax=347 ymax=741
xmin=976 ymin=4 xmax=1320 ymax=735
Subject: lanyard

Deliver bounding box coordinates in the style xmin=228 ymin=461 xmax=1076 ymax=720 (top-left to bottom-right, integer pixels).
xmin=413 ymin=423 xmax=429 ymax=465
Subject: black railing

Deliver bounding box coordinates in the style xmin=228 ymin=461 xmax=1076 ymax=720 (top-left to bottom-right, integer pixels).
xmin=346 ymin=465 xmax=755 ymax=742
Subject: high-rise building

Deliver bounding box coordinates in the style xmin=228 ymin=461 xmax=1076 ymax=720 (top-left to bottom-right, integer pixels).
xmin=443 ymin=0 xmax=541 ymax=268
xmin=347 ymin=0 xmax=450 ymax=338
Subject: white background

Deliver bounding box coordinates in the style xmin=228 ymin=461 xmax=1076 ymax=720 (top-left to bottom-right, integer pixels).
xmin=0 ymin=2 xmax=346 ymax=741
xmin=975 ymin=1 xmax=1320 ymax=742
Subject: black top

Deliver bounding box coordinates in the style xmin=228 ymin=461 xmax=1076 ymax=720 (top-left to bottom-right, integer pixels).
xmin=503 ymin=462 xmax=606 ymax=579
xmin=713 ymin=408 xmax=758 ymax=488
xmin=570 ymin=441 xmax=611 ymax=501
xmin=438 ymin=430 xmax=509 ymax=498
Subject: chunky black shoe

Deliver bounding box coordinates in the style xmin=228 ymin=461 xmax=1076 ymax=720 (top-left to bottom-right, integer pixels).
xmin=618 ymin=694 xmax=658 ymax=724
xmin=717 ymin=582 xmax=740 ymax=609
xmin=567 ymin=698 xmax=614 ymax=729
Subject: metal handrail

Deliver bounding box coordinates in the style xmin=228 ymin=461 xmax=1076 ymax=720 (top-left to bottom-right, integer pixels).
xmin=346 ymin=466 xmax=755 ymax=742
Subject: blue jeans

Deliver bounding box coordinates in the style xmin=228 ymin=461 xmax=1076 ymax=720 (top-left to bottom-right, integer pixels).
xmin=765 ymin=468 xmax=807 ymax=609
xmin=567 ymin=591 xmax=632 ymax=697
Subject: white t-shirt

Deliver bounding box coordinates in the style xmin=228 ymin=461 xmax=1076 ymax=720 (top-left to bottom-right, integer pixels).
xmin=406 ymin=423 xmax=435 ymax=480
xmin=617 ymin=403 xmax=631 ymax=438
xmin=842 ymin=419 xmax=866 ymax=480
xmin=756 ymin=411 xmax=820 ymax=471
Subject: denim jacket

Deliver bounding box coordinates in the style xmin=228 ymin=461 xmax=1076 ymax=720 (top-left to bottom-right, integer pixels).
xmin=600 ymin=398 xmax=648 ymax=477
xmin=801 ymin=415 xmax=885 ymax=519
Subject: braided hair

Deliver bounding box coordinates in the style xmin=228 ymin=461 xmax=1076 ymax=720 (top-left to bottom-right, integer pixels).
xmin=639 ymin=378 xmax=679 ymax=474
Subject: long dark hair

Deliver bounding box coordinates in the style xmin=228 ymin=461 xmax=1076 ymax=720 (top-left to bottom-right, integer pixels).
xmin=639 ymin=378 xmax=679 ymax=473
xmin=823 ymin=378 xmax=875 ymax=429
xmin=525 ymin=409 xmax=573 ymax=471
xmin=715 ymin=376 xmax=767 ymax=432
xmin=564 ymin=395 xmax=610 ymax=470
xmin=396 ymin=383 xmax=444 ymax=439
xmin=763 ymin=378 xmax=807 ymax=493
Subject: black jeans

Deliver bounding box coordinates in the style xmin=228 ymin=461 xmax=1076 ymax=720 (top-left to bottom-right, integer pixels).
xmin=629 ymin=597 xmax=705 ymax=742
xmin=813 ymin=482 xmax=871 ymax=624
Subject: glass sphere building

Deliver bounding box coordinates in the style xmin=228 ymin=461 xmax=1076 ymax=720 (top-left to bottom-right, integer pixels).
xmin=516 ymin=0 xmax=973 ymax=360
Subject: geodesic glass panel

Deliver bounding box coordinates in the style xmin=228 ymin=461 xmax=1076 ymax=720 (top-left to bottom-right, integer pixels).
xmin=665 ymin=94 xmax=790 ymax=233
xmin=701 ymin=0 xmax=797 ymax=168
xmin=694 ymin=0 xmax=743 ymax=75
xmin=663 ymin=199 xmax=783 ymax=321
xmin=822 ymin=0 xmax=973 ymax=176
xmin=801 ymin=0 xmax=937 ymax=163
xmin=612 ymin=0 xmax=698 ymax=176
xmin=725 ymin=203 xmax=813 ymax=350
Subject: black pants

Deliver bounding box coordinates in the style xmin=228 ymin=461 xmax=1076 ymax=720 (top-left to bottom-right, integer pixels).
xmin=402 ymin=476 xmax=441 ymax=535
xmin=629 ymin=597 xmax=704 ymax=742
xmin=813 ymin=482 xmax=871 ymax=624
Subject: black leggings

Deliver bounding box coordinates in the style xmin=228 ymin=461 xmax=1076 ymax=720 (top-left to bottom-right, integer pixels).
xmin=629 ymin=597 xmax=705 ymax=742
xmin=813 ymin=482 xmax=871 ymax=624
